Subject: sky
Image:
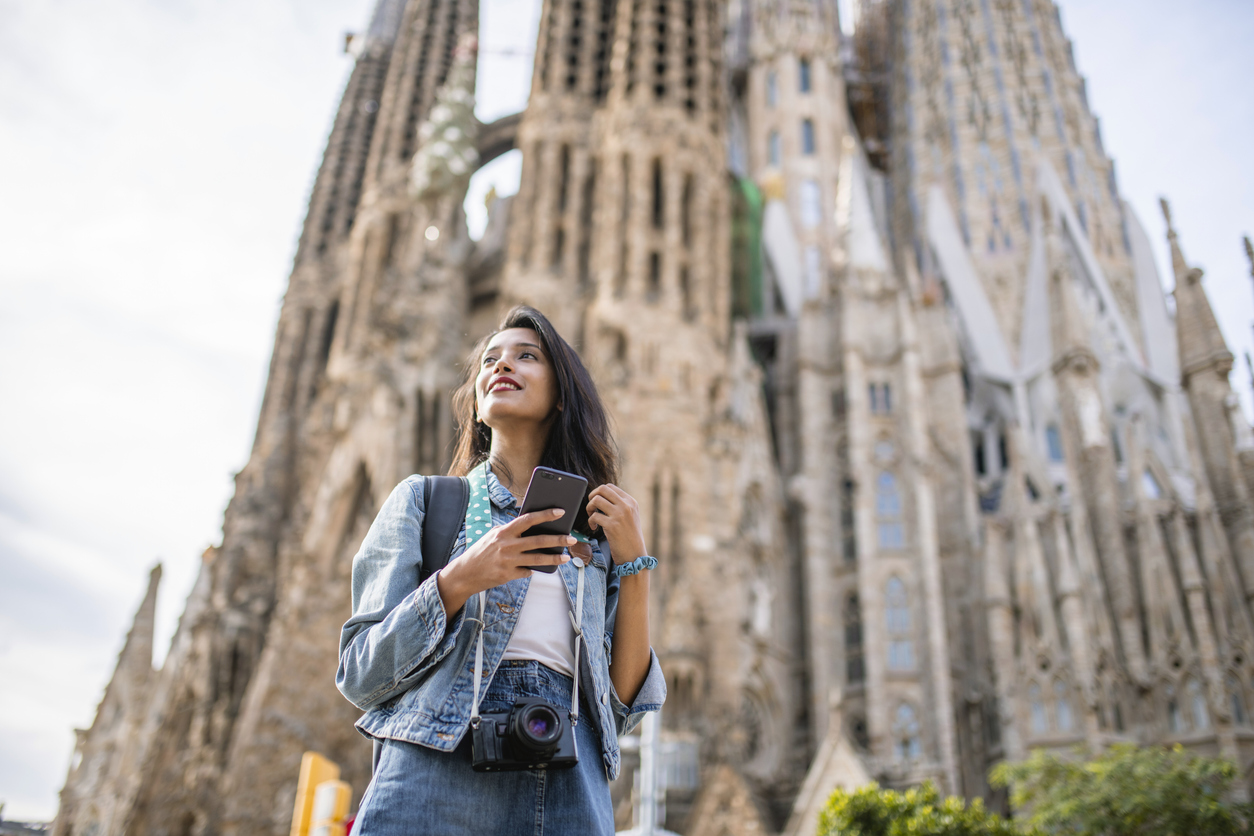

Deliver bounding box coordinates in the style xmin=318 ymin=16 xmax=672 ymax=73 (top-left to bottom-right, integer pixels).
xmin=0 ymin=0 xmax=1251 ymax=823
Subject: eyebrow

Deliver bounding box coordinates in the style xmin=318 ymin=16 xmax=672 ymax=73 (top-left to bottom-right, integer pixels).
xmin=484 ymin=340 xmax=544 ymax=355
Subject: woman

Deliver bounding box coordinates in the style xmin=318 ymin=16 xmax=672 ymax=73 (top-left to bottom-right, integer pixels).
xmin=337 ymin=306 xmax=665 ymax=835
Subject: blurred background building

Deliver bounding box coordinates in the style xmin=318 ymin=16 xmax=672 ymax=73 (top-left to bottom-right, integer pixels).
xmin=52 ymin=0 xmax=1254 ymax=834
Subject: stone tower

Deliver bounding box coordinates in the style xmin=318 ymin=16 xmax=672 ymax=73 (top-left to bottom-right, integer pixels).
xmin=55 ymin=0 xmax=1254 ymax=834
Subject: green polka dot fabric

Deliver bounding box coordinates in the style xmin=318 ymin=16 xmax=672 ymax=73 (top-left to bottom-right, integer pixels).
xmin=464 ymin=461 xmax=495 ymax=549
xmin=464 ymin=460 xmax=594 ymax=549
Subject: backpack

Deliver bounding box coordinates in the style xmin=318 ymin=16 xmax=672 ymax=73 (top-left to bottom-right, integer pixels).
xmin=419 ymin=475 xmax=470 ymax=583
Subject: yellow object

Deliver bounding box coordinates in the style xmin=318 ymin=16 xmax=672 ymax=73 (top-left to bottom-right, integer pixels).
xmin=290 ymin=752 xmax=341 ymax=836
xmin=760 ymin=172 xmax=786 ymax=201
xmin=310 ymin=779 xmax=353 ymax=836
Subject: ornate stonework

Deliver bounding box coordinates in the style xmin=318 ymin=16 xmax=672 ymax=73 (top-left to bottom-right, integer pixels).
xmin=55 ymin=1 xmax=1254 ymax=834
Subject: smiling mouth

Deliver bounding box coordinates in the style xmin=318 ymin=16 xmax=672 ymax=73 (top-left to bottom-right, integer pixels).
xmin=489 ymin=380 xmax=521 ymax=393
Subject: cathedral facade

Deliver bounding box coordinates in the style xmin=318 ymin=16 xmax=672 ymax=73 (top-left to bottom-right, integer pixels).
xmin=54 ymin=0 xmax=1254 ymax=834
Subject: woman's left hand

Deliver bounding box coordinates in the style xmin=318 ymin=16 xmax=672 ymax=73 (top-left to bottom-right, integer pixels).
xmin=585 ymin=484 xmax=647 ymax=563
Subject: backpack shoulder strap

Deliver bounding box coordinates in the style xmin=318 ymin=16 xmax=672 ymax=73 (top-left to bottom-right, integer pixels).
xmin=419 ymin=475 xmax=470 ymax=583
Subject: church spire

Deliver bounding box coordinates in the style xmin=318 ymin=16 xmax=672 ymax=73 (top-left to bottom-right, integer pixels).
xmin=1161 ymin=198 xmax=1233 ymax=378
xmin=365 ymin=0 xmax=408 ymax=45
xmin=119 ymin=563 xmax=161 ymax=682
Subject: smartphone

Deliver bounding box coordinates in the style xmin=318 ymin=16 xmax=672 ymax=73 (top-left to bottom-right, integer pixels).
xmin=518 ymin=466 xmax=589 ymax=572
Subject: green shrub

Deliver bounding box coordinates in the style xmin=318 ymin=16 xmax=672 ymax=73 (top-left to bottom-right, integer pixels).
xmin=990 ymin=743 xmax=1251 ymax=836
xmin=817 ymin=781 xmax=1024 ymax=836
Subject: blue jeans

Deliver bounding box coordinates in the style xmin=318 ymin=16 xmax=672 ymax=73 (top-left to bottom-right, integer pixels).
xmin=353 ymin=661 xmax=615 ymax=835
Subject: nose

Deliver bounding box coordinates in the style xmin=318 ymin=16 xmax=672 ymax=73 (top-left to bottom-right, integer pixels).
xmin=493 ymin=355 xmax=513 ymax=373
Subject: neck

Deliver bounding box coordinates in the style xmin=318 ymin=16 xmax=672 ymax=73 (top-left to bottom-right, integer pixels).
xmin=486 ymin=425 xmax=548 ymax=497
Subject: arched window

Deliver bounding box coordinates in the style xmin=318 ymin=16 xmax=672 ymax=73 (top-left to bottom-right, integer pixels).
xmin=1187 ymin=678 xmax=1210 ymax=730
xmin=1028 ymin=682 xmax=1048 ymax=734
xmin=844 ymin=593 xmax=865 ymax=684
xmin=799 ymin=58 xmax=812 ymax=93
xmin=885 ymin=578 xmax=914 ymax=671
xmin=877 ymin=472 xmax=904 ymax=550
xmin=892 ymin=704 xmax=921 ymax=761
xmin=1166 ymin=684 xmax=1183 ymax=733
xmin=1228 ymin=675 xmax=1247 ymax=725
xmin=1054 ymin=680 xmax=1074 ymax=732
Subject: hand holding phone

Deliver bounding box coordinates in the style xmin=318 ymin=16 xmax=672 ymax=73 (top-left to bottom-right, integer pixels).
xmin=519 ymin=466 xmax=588 ymax=572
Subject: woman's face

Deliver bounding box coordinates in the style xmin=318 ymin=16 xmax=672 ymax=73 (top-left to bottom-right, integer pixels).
xmin=475 ymin=327 xmax=559 ymax=433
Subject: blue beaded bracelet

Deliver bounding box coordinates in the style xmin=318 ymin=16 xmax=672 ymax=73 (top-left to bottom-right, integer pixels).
xmin=613 ymin=554 xmax=658 ymax=577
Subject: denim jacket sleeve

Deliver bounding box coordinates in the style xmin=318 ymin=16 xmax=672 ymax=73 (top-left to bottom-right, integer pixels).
xmin=600 ymin=545 xmax=667 ymax=736
xmin=336 ymin=477 xmax=466 ymax=710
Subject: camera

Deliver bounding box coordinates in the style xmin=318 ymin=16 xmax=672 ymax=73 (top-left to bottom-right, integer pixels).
xmin=470 ymin=698 xmax=578 ymax=772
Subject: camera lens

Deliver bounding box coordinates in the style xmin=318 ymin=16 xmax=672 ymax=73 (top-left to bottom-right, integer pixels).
xmin=519 ymin=704 xmax=560 ymax=745
xmin=506 ymin=699 xmax=563 ymax=761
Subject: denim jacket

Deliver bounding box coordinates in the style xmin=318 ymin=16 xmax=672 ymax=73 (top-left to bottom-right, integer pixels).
xmin=336 ymin=471 xmax=666 ymax=780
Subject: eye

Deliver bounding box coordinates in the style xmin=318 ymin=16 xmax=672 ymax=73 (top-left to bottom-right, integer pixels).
xmin=520 ymin=350 xmax=537 ymax=360
xmin=481 ymin=354 xmax=498 ymax=366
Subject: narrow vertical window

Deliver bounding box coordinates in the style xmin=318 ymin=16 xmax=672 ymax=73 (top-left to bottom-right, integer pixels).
xmin=578 ymin=159 xmax=597 ymax=287
xmin=802 ymin=119 xmax=816 ymax=155
xmin=1054 ymin=680 xmax=1074 ymax=732
xmin=877 ymin=473 xmax=904 ymax=550
xmin=885 ymin=577 xmax=913 ymax=670
xmin=1188 ymin=678 xmax=1210 ymax=730
xmin=768 ymin=131 xmax=781 ymax=167
xmin=1166 ymin=684 xmax=1182 ymax=733
xmin=650 ymin=474 xmax=662 ymax=560
xmin=766 ymin=70 xmax=778 ymax=108
xmin=617 ymin=154 xmax=631 ymax=296
xmin=669 ymin=477 xmax=682 ymax=563
xmin=651 ymin=158 xmax=664 ymax=229
xmin=680 ymin=174 xmax=694 ymax=247
xmin=1045 ymin=423 xmax=1064 ymax=462
xmin=679 ymin=266 xmax=694 ymax=320
xmin=648 ymin=252 xmax=661 ymax=301
xmin=557 ymin=144 xmax=571 ymax=212
xmin=892 ymin=704 xmax=920 ymax=761
xmin=552 ymin=228 xmax=565 ymax=269
xmin=869 ymin=383 xmax=891 ymax=414
xmin=381 ymin=212 xmax=401 ymax=267
xmin=1029 ymin=683 xmax=1048 ymax=734
xmin=841 ymin=479 xmax=857 ymax=563
xmin=1228 ymin=675 xmax=1247 ymax=725
xmin=799 ymin=58 xmax=812 ymax=93
xmin=845 ymin=592 xmax=865 ymax=684
xmin=317 ymin=300 xmax=339 ymax=374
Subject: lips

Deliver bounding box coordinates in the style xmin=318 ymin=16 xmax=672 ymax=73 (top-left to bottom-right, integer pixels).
xmin=489 ymin=376 xmax=521 ymax=393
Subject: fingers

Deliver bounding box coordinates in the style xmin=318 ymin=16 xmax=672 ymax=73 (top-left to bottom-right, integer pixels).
xmin=515 ymin=548 xmax=572 ymax=566
xmin=503 ymin=507 xmax=565 ymax=533
xmin=514 ymin=534 xmax=577 ymax=553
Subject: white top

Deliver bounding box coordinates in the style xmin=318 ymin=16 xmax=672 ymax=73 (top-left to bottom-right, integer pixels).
xmin=501 ymin=567 xmax=576 ymax=677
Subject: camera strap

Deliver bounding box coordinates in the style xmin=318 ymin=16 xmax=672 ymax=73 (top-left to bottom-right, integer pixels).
xmin=463 ymin=461 xmax=585 ymax=731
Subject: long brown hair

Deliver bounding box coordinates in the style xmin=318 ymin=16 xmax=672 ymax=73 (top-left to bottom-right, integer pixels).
xmin=448 ymin=306 xmax=618 ymax=531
